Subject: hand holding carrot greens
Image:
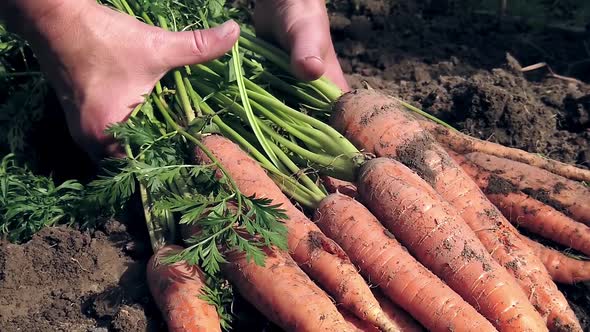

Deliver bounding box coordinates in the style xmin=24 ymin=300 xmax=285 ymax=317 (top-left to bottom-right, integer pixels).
xmin=0 ymin=0 xmax=346 ymax=160
xmin=1 ymin=1 xmax=589 ymax=332
xmin=1 ymin=0 xmax=240 ymax=159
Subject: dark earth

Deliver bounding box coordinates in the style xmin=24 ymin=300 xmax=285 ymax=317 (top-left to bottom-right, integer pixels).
xmin=1 ymin=0 xmax=589 ymax=331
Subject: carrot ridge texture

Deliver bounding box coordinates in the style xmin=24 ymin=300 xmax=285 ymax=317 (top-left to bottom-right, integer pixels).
xmin=451 ymin=152 xmax=590 ymax=257
xmin=420 ymin=120 xmax=590 ymax=182
xmin=520 ymin=235 xmax=590 ymax=285
xmin=330 ymin=89 xmax=581 ymax=332
xmin=461 ymin=152 xmax=590 ymax=226
xmin=321 ymin=175 xmax=359 ymax=198
xmin=314 ymin=193 xmax=496 ymax=332
xmin=195 ymin=135 xmax=396 ymax=332
xmin=223 ymin=247 xmax=354 ymax=331
xmin=372 ymin=290 xmax=425 ymax=332
xmin=357 ymin=158 xmax=544 ymax=332
xmin=340 ymin=308 xmax=381 ymax=332
xmin=146 ymin=245 xmax=222 ymax=332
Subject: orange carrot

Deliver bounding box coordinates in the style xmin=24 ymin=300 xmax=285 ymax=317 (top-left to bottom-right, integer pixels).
xmin=223 ymin=246 xmax=354 ymax=331
xmin=451 ymin=152 xmax=590 ymax=256
xmin=420 ymin=120 xmax=590 ymax=182
xmin=179 ymin=220 xmax=353 ymax=331
xmin=330 ymin=89 xmax=581 ymax=332
xmin=520 ymin=235 xmax=590 ymax=284
xmin=372 ymin=290 xmax=424 ymax=332
xmin=460 ymin=152 xmax=590 ymax=225
xmin=195 ymin=134 xmax=397 ymax=332
xmin=146 ymin=245 xmax=222 ymax=332
xmin=341 ymin=302 xmax=421 ymax=332
xmin=314 ymin=193 xmax=497 ymax=332
xmin=340 ymin=308 xmax=380 ymax=332
xmin=358 ymin=159 xmax=548 ymax=331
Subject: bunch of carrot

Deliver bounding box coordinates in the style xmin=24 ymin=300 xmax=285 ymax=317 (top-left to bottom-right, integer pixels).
xmin=92 ymin=1 xmax=590 ymax=331
xmin=145 ymin=91 xmax=589 ymax=331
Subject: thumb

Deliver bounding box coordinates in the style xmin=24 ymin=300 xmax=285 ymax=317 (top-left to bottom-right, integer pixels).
xmin=157 ymin=20 xmax=240 ymax=70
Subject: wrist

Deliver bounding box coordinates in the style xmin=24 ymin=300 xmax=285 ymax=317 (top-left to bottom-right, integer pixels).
xmin=1 ymin=0 xmax=90 ymax=38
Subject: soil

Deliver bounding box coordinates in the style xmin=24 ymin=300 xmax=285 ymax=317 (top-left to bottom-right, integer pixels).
xmin=2 ymin=1 xmax=590 ymax=331
xmin=0 ymin=221 xmax=163 ymax=332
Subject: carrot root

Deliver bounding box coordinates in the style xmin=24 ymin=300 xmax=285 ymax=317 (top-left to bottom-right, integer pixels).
xmin=372 ymin=290 xmax=425 ymax=332
xmin=340 ymin=308 xmax=380 ymax=332
xmin=331 ymin=89 xmax=581 ymax=332
xmin=451 ymin=152 xmax=590 ymax=257
xmin=146 ymin=245 xmax=222 ymax=332
xmin=357 ymin=158 xmax=544 ymax=332
xmin=314 ymin=193 xmax=496 ymax=332
xmin=457 ymin=152 xmax=590 ymax=225
xmin=321 ymin=175 xmax=359 ymax=198
xmin=223 ymin=247 xmax=354 ymax=332
xmin=421 ymin=120 xmax=590 ymax=182
xmin=520 ymin=235 xmax=590 ymax=285
xmin=195 ymin=134 xmax=396 ymax=332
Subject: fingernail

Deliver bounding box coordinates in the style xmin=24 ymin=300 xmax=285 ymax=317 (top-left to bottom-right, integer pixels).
xmin=214 ymin=20 xmax=237 ymax=38
xmin=304 ymin=56 xmax=324 ymax=66
xmin=297 ymin=56 xmax=325 ymax=80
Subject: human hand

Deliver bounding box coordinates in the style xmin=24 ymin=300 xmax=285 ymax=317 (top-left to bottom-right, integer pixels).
xmin=9 ymin=0 xmax=239 ymax=160
xmin=253 ymin=0 xmax=349 ymax=92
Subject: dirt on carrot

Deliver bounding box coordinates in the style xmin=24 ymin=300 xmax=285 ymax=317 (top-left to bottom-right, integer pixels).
xmin=451 ymin=152 xmax=590 ymax=257
xmin=314 ymin=193 xmax=496 ymax=332
xmin=421 ymin=122 xmax=590 ymax=182
xmin=394 ymin=133 xmax=440 ymax=186
xmin=522 ymin=188 xmax=570 ymax=213
xmin=354 ymin=157 xmax=546 ymax=332
xmin=486 ymin=174 xmax=519 ymax=195
xmin=462 ymin=152 xmax=590 ymax=225
xmin=450 ymin=153 xmax=590 ymax=256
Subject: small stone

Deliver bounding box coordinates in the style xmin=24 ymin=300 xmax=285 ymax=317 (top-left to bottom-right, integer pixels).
xmin=413 ymin=67 xmax=432 ymax=82
xmin=88 ymin=328 xmax=109 ymax=332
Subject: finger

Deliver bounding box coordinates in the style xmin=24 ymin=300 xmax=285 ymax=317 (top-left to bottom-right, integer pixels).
xmin=254 ymin=1 xmax=341 ymax=84
xmin=285 ymin=15 xmax=331 ymax=81
xmin=323 ymin=45 xmax=350 ymax=92
xmin=157 ymin=20 xmax=240 ymax=70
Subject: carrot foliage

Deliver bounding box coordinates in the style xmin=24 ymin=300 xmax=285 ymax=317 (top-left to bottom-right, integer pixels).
xmin=0 ymin=154 xmax=84 ymax=242
xmin=94 ymin=111 xmax=289 ymax=275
